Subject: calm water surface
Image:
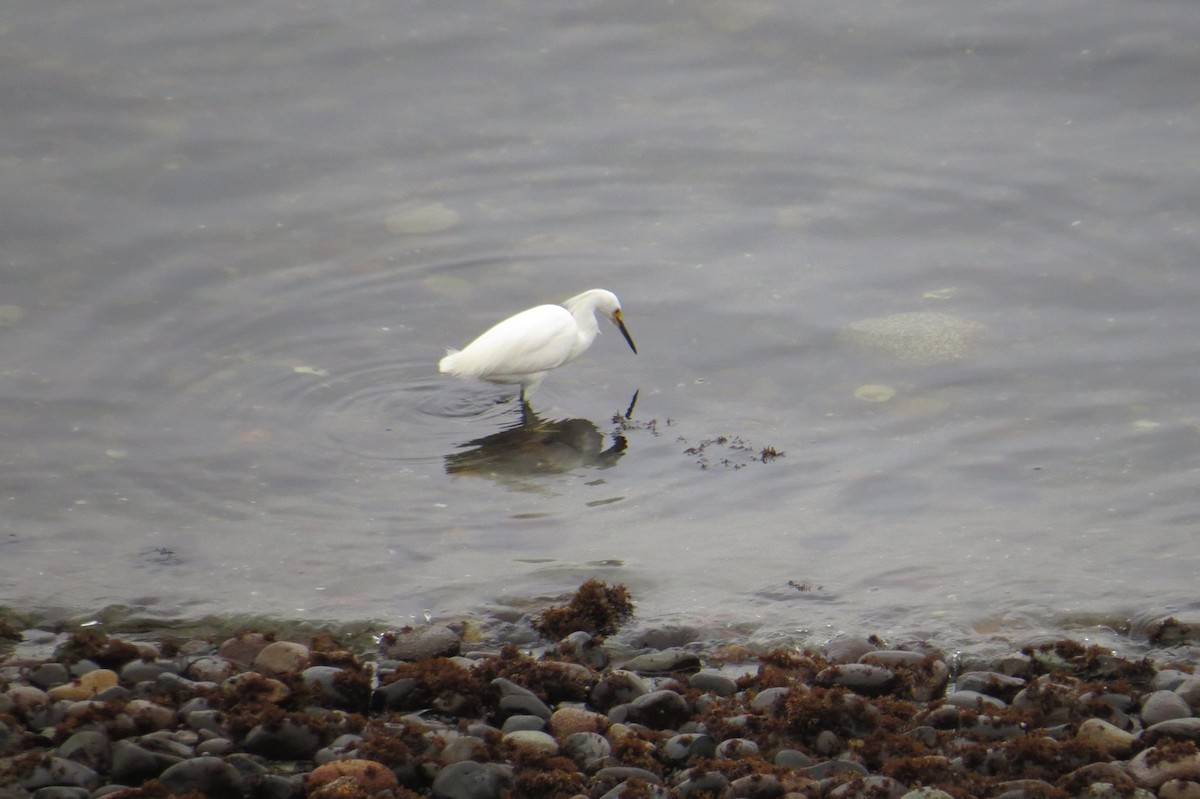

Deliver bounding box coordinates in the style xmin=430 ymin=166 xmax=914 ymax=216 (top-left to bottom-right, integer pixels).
xmin=3 ymin=0 xmax=1199 ymax=654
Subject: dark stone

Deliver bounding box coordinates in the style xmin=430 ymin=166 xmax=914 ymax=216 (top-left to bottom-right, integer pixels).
xmin=498 ymin=693 xmax=551 ymax=720
xmin=159 ymin=755 xmax=246 ymax=798
xmin=110 ymin=740 xmax=168 ymax=785
xmin=431 ymin=760 xmax=511 ymax=799
xmin=627 ymin=689 xmax=690 ymax=729
xmin=243 ymin=718 xmax=323 ymax=760
xmin=689 ymin=670 xmax=737 ymax=696
xmin=18 ymin=756 xmax=99 ymax=791
xmin=383 ymin=625 xmax=461 ymax=660
xmin=55 ymin=730 xmax=111 ymax=772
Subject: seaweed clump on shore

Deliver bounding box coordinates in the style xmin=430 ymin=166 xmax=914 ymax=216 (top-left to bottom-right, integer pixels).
xmin=532 ymin=578 xmax=634 ymax=639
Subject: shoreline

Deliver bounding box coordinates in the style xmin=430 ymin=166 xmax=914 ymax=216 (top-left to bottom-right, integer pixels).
xmin=2 ymin=585 xmax=1199 ymax=798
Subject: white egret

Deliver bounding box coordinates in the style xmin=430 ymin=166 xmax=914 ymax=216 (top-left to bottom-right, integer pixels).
xmin=439 ymin=289 xmax=637 ymax=402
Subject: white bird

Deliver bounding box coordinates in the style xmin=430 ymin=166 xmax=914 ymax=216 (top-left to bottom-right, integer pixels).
xmin=439 ymin=289 xmax=637 ymax=402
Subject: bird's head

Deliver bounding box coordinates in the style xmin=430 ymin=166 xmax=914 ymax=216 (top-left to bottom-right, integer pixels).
xmin=611 ymin=308 xmax=637 ymax=354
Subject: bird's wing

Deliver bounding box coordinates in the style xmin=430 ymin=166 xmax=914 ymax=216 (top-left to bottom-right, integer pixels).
xmin=450 ymin=304 xmax=577 ymax=379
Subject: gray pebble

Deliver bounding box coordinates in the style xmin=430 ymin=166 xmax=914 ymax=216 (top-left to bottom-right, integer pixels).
xmin=750 ymin=686 xmax=792 ymax=711
xmin=689 ymin=670 xmax=738 ymax=696
xmin=119 ymin=660 xmax=179 ymax=683
xmin=373 ymin=676 xmax=417 ymax=710
xmin=55 ymin=729 xmax=110 ymax=772
xmin=29 ymin=663 xmax=71 ymax=689
xmin=715 ymin=737 xmax=759 ymax=759
xmin=595 ymin=766 xmax=664 ymax=784
xmin=30 ymin=787 xmax=90 ymax=799
xmin=599 ymin=782 xmax=671 ymax=799
xmin=431 ymin=759 xmax=511 ymax=799
xmin=1176 ymin=678 xmax=1200 ymax=709
xmin=92 ymin=685 xmax=132 ymax=702
xmin=955 ymin=671 xmax=1026 ymax=698
xmin=18 ymin=756 xmax=98 ymax=791
xmin=591 ymin=669 xmax=650 ymax=710
xmin=442 ymin=735 xmax=489 ymax=763
xmin=1142 ymin=717 xmax=1200 ymax=744
xmin=674 ymin=769 xmax=729 ymax=797
xmin=159 ymin=755 xmax=245 ymax=798
xmin=196 ymin=737 xmax=234 ymax=756
xmin=498 ymin=693 xmax=552 ymax=720
xmin=301 ymin=665 xmax=356 ymax=706
xmin=816 ymin=663 xmax=896 ymax=696
xmin=110 ymin=739 xmax=169 ymax=784
xmin=186 ymin=708 xmax=224 ymax=735
xmin=628 ymin=689 xmax=691 ymax=729
xmin=774 ymin=748 xmax=813 ymax=768
xmin=829 ymin=775 xmax=908 ymax=798
xmin=185 ymin=655 xmax=238 ymax=683
xmin=500 ymin=714 xmax=545 ymax=733
xmin=243 ymin=718 xmax=322 ymax=760
xmin=491 ymin=676 xmax=537 ymax=699
xmin=730 ymin=773 xmax=785 ymax=799
xmin=1141 ymin=690 xmax=1193 ymax=726
xmin=384 ymin=624 xmax=461 ymax=660
xmin=823 ymin=635 xmax=878 ymax=664
xmin=804 ymin=759 xmax=869 ymax=779
xmin=900 ymin=789 xmax=956 ymax=799
xmin=562 ymin=731 xmax=610 ymax=768
xmin=622 ymin=648 xmax=702 ymax=674
xmin=664 ymin=732 xmax=716 ymax=762
xmin=946 ymin=689 xmax=1007 ymax=710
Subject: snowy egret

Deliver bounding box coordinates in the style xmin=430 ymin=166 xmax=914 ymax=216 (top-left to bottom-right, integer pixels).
xmin=439 ymin=289 xmax=637 ymax=401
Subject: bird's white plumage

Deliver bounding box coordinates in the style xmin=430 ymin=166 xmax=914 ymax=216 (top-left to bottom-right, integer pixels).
xmin=439 ymin=288 xmax=636 ymax=400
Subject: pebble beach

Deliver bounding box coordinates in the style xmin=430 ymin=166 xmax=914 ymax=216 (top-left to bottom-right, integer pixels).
xmin=2 ymin=584 xmax=1199 ymax=799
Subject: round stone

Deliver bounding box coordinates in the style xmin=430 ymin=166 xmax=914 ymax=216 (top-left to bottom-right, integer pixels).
xmin=627 ymin=689 xmax=691 ymax=729
xmin=308 ymin=758 xmax=399 ymax=794
xmin=159 ymin=756 xmax=245 ymax=797
xmin=502 ymin=729 xmax=558 ymax=754
xmin=383 ymin=625 xmax=461 ymax=660
xmin=1141 ymin=690 xmax=1193 ymax=726
xmin=253 ymin=641 xmax=311 ymax=675
xmin=549 ymin=706 xmax=608 ymax=738
xmin=431 ymin=759 xmax=511 ymax=799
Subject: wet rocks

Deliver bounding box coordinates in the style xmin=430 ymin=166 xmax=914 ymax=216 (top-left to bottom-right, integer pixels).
xmin=0 ymin=624 xmax=1198 ymax=799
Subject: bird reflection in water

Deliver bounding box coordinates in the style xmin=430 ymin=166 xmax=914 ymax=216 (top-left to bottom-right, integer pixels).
xmin=444 ymin=404 xmax=629 ymax=483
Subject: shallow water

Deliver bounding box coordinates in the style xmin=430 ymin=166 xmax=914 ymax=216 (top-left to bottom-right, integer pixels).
xmin=3 ymin=0 xmax=1199 ymax=653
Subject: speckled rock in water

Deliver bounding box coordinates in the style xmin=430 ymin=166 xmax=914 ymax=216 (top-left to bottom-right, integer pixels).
xmin=431 ymin=759 xmax=511 ymax=799
xmin=383 ymin=624 xmax=461 ymax=660
xmin=841 ymin=311 xmax=985 ymax=364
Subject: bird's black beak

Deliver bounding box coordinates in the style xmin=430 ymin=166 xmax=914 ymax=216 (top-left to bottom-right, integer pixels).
xmin=614 ymin=311 xmax=637 ymax=354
